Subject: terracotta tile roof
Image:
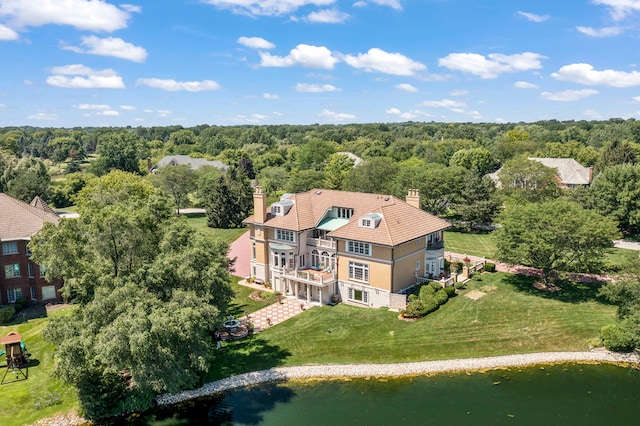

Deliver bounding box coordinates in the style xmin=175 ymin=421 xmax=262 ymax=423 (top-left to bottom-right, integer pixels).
xmin=0 ymin=193 xmax=60 ymax=240
xmin=250 ymin=189 xmax=450 ymax=246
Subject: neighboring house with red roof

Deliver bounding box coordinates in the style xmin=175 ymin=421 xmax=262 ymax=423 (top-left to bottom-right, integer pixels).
xmin=243 ymin=188 xmax=450 ymax=308
xmin=0 ymin=193 xmax=62 ymax=305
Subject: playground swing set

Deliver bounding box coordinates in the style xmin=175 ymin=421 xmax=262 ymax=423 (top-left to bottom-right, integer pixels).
xmin=1 ymin=331 xmax=30 ymax=385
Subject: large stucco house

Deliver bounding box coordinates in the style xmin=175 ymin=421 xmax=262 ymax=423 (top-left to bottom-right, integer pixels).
xmin=243 ymin=188 xmax=450 ymax=308
xmin=0 ymin=193 xmax=62 ymax=305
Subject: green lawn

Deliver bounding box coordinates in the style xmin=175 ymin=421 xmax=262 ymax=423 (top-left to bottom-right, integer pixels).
xmin=182 ymin=213 xmax=247 ymax=245
xmin=227 ymin=278 xmax=277 ymax=317
xmin=3 ymin=272 xmax=619 ymax=423
xmin=208 ymin=271 xmax=616 ymax=380
xmin=0 ymin=308 xmax=79 ymax=426
xmin=445 ymin=230 xmax=497 ymax=258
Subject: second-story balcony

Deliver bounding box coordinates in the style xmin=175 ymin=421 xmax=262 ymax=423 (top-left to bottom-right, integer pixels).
xmin=282 ymin=267 xmax=336 ymax=286
xmin=426 ymin=240 xmax=445 ymax=250
xmin=307 ymin=237 xmax=336 ymax=250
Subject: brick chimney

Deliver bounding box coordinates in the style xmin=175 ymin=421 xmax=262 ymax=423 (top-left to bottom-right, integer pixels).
xmin=253 ymin=186 xmax=268 ymax=223
xmin=406 ymin=189 xmax=421 ymax=209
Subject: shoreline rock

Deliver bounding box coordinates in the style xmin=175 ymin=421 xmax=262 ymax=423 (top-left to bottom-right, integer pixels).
xmin=155 ymin=350 xmax=640 ymax=406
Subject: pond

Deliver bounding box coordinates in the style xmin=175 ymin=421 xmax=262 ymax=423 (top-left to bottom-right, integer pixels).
xmin=136 ymin=363 xmax=640 ymax=425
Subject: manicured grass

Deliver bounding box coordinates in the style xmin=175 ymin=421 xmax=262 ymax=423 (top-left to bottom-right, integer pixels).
xmin=209 ymin=272 xmax=616 ymax=380
xmin=445 ymin=230 xmax=497 ymax=258
xmin=227 ymin=278 xmax=277 ymax=317
xmin=183 ymin=213 xmax=247 ymax=245
xmin=0 ymin=307 xmax=79 ymax=426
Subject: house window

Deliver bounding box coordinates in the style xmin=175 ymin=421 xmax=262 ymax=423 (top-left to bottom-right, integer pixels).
xmin=346 ymin=241 xmax=371 ymax=256
xmin=348 ymin=261 xmax=369 ymax=283
xmin=30 ymin=287 xmax=37 ymax=300
xmin=311 ymin=250 xmax=320 ymax=267
xmin=8 ymin=288 xmax=22 ymax=303
xmin=361 ymin=219 xmax=371 ymax=227
xmin=273 ymin=252 xmax=279 ymax=267
xmin=275 ymin=229 xmax=295 ymax=242
xmin=40 ymin=265 xmax=47 ymax=277
xmin=252 ymin=242 xmax=256 ymax=259
xmin=4 ymin=263 xmax=20 ymax=279
xmin=28 ymin=262 xmax=34 ymax=278
xmin=272 ymin=205 xmax=281 ymax=215
xmin=252 ymin=266 xmax=257 ymax=276
xmin=416 ymin=261 xmax=420 ymax=271
xmin=337 ymin=207 xmax=353 ymax=219
xmin=348 ymin=287 xmax=369 ymax=304
xmin=2 ymin=241 xmax=18 ymax=255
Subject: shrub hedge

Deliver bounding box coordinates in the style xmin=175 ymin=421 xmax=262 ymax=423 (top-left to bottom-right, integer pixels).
xmin=0 ymin=306 xmax=15 ymax=324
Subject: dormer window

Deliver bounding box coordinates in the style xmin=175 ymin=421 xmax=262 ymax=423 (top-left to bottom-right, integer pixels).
xmin=271 ymin=199 xmax=294 ymax=216
xmin=337 ymin=207 xmax=353 ymax=219
xmin=358 ymin=213 xmax=382 ymax=229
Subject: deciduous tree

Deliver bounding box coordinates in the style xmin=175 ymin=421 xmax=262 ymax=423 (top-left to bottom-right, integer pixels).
xmin=495 ymin=199 xmax=620 ymax=285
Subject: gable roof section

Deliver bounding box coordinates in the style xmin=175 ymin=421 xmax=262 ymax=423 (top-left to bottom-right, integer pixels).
xmin=528 ymin=157 xmax=592 ymax=185
xmin=0 ymin=193 xmax=60 ymax=240
xmin=152 ymin=155 xmax=228 ymax=171
xmin=256 ymin=189 xmax=450 ymax=247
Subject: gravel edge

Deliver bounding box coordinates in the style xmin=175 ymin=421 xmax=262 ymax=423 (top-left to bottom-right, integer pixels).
xmin=155 ymin=350 xmax=640 ymax=406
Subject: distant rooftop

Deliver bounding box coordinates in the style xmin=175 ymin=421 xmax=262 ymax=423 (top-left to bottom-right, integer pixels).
xmin=528 ymin=157 xmax=592 ymax=186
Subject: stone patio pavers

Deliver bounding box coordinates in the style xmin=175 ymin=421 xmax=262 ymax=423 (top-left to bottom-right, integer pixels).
xmin=241 ymin=297 xmax=309 ymax=333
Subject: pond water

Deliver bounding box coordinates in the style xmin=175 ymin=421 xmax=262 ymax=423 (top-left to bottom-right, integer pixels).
xmin=139 ymin=363 xmax=640 ymax=425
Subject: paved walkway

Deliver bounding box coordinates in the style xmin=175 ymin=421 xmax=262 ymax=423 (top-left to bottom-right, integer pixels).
xmin=241 ymin=296 xmax=309 ymax=333
xmin=614 ymin=240 xmax=640 ymax=251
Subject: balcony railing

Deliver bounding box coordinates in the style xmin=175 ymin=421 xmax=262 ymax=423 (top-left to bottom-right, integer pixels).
xmin=282 ymin=268 xmax=336 ymax=286
xmin=426 ymin=241 xmax=444 ymax=250
xmin=307 ymin=237 xmax=336 ymax=250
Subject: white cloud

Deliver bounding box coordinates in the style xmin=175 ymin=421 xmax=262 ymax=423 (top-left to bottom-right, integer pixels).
xmin=296 ymin=83 xmax=341 ymax=92
xmin=353 ymin=1 xmax=367 ymax=7
xmin=449 ymin=89 xmax=468 ymax=96
xmin=260 ymin=44 xmax=338 ymax=69
xmin=422 ymin=99 xmax=466 ymax=108
xmin=306 ymin=8 xmax=349 ymax=23
xmin=136 ymin=78 xmax=221 ymax=92
xmin=237 ymin=36 xmax=275 ymax=49
xmin=200 ymin=0 xmax=335 ymax=16
xmin=157 ymin=110 xmax=173 ymax=117
xmin=540 ymin=89 xmax=599 ymax=101
xmin=0 ymin=103 xmax=6 ymax=110
xmin=517 ymin=11 xmax=550 ymax=22
xmin=0 ymin=24 xmax=19 ymax=40
xmin=27 ymin=112 xmax=57 ymax=120
xmin=385 ymin=108 xmax=431 ymax=120
xmin=77 ymin=104 xmax=111 ymax=110
xmin=369 ymin=0 xmax=402 ymax=10
xmin=439 ymin=52 xmax=545 ymax=79
xmin=395 ymin=83 xmax=418 ymax=92
xmin=63 ymin=36 xmax=147 ymax=62
xmin=120 ymin=105 xmax=136 ymax=110
xmin=263 ymin=93 xmax=279 ymax=99
xmin=46 ymin=65 xmax=125 ymax=89
xmin=593 ymin=0 xmax=640 ymax=21
xmin=552 ymin=63 xmax=640 ymax=87
xmin=0 ymin=0 xmax=133 ymax=32
xmin=576 ymin=25 xmax=624 ymax=37
xmin=514 ymin=81 xmax=539 ymax=89
xmin=319 ymin=109 xmax=356 ymax=121
xmin=100 ymin=110 xmax=119 ymax=116
xmin=584 ymin=109 xmax=603 ymax=119
xmin=343 ymin=48 xmax=426 ymax=76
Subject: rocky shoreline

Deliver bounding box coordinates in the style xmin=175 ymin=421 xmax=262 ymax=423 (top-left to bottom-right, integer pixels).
xmin=30 ymin=350 xmax=640 ymax=425
xmin=155 ymin=350 xmax=640 ymax=406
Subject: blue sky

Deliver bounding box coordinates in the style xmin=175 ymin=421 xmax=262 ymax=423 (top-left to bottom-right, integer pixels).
xmin=2 ymin=0 xmax=640 ymax=127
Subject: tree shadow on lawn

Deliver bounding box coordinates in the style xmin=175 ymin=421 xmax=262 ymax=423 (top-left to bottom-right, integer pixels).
xmin=504 ymin=273 xmax=608 ymax=304
xmin=207 ymin=335 xmax=292 ymax=382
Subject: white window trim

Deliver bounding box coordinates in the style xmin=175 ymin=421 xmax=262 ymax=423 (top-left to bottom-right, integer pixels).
xmin=346 ymin=241 xmax=371 ymax=256
xmin=4 ymin=263 xmax=20 ymax=279
xmin=275 ymin=229 xmax=295 ymax=243
xmin=2 ymin=241 xmax=18 ymax=255
xmin=348 ymin=287 xmax=369 ymax=304
xmin=348 ymin=261 xmax=369 ymax=283
xmin=8 ymin=288 xmax=22 ymax=303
